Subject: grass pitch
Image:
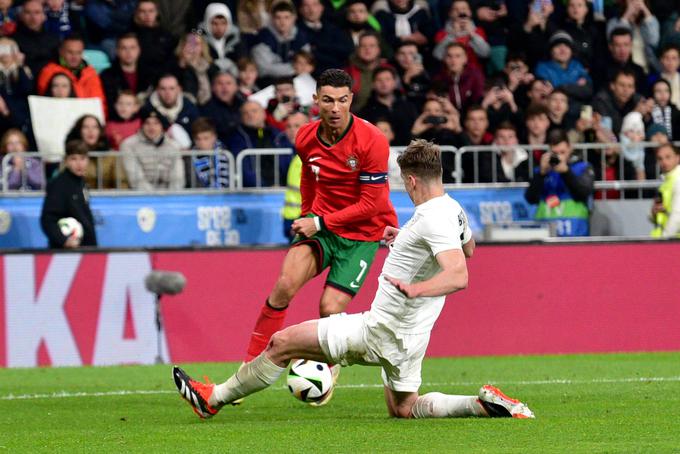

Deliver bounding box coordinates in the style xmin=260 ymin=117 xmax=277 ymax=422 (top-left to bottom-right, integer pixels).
xmin=1 ymin=352 xmax=678 ymax=453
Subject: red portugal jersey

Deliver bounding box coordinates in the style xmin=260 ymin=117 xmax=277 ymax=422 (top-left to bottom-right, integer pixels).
xmin=295 ymin=115 xmax=398 ymax=241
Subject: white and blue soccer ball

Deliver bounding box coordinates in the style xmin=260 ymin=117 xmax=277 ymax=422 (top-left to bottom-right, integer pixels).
xmin=287 ymin=359 xmax=333 ymax=403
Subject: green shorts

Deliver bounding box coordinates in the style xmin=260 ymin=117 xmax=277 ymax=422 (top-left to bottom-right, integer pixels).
xmin=292 ymin=226 xmax=379 ymax=296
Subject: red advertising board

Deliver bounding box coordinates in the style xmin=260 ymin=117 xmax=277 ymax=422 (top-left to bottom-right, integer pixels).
xmin=1 ymin=243 xmax=679 ymax=367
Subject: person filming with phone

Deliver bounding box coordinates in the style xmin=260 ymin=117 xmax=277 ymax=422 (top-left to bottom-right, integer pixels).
xmin=525 ymin=128 xmax=594 ymax=236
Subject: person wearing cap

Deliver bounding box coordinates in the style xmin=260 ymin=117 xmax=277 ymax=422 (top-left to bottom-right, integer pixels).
xmin=535 ymin=30 xmax=592 ymax=104
xmin=120 ymin=105 xmax=185 ymax=190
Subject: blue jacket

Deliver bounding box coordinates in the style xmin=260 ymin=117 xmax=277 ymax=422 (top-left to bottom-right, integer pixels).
xmin=227 ymin=125 xmax=290 ymax=187
xmin=535 ymin=59 xmax=591 ymax=88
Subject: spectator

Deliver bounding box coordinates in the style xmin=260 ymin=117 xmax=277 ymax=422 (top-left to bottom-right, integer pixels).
xmin=650 ymin=143 xmax=680 ymax=237
xmin=648 ymin=78 xmax=680 ymax=141
xmin=46 ymin=72 xmax=74 ymax=98
xmin=171 ymin=32 xmax=219 ymax=106
xmin=372 ymin=0 xmax=434 ymax=53
xmin=265 ymin=77 xmax=303 ymax=132
xmin=410 ymin=97 xmax=461 ymax=182
xmin=297 ymin=0 xmax=354 ymax=75
xmin=0 ymin=0 xmax=17 ymax=37
xmin=0 ymin=128 xmax=43 ymax=190
xmin=606 ymin=0 xmax=660 ymax=73
xmin=535 ymin=31 xmax=593 ymax=104
xmin=236 ymin=56 xmax=260 ymax=98
xmin=555 ymin=0 xmax=606 ymax=72
xmin=345 ymin=31 xmax=393 ymax=113
xmin=644 ymin=122 xmax=668 ymax=181
xmin=523 ymin=102 xmax=552 ymax=164
xmin=593 ymin=68 xmax=643 ymax=135
xmin=525 ymin=129 xmax=594 ymax=237
xmin=65 ymin=114 xmax=121 ymax=189
xmin=359 ymin=66 xmax=418 ymax=145
xmin=100 ymin=33 xmax=155 ymax=115
xmin=145 ymin=73 xmax=200 ymax=140
xmin=619 ymin=111 xmax=647 ymax=180
xmin=649 ymin=45 xmax=680 ymax=109
xmin=433 ymin=0 xmax=490 ymax=70
xmin=473 ymin=0 xmax=511 ymax=73
xmin=121 ymin=106 xmax=185 ymax=190
xmin=237 ymin=0 xmax=274 ymax=40
xmin=40 ymin=139 xmax=97 ymax=248
xmin=432 ymin=42 xmax=484 ymax=113
xmin=199 ymin=3 xmax=244 ymax=75
xmin=0 ymin=37 xmax=33 ymax=137
xmin=36 ymin=35 xmax=107 ymax=116
xmin=43 ymin=0 xmax=77 ymax=39
xmin=13 ymin=0 xmax=59 ymax=77
xmin=105 ymin=90 xmax=141 ymax=150
xmin=547 ymin=87 xmax=574 ymax=131
xmin=461 ymin=104 xmax=495 ymax=183
xmin=510 ymin=0 xmax=554 ymax=68
xmin=227 ymin=100 xmax=284 ymax=187
xmin=200 ymin=71 xmax=244 ymax=144
xmin=190 ymin=116 xmax=230 ymax=188
xmin=131 ymin=0 xmax=177 ymax=84
xmin=342 ymin=0 xmax=387 ymax=53
xmin=504 ymin=53 xmax=536 ymax=110
xmin=251 ymin=1 xmax=311 ymax=82
xmin=375 ymin=118 xmax=395 ymax=145
xmin=594 ymin=27 xmax=646 ymax=91
xmin=480 ymin=76 xmax=520 ymax=131
xmin=276 ymin=110 xmax=308 ymax=240
xmin=392 ymin=40 xmax=430 ymax=109
xmin=494 ymin=121 xmax=530 ymax=182
xmin=83 ymin=0 xmax=137 ymax=59
xmin=521 ymin=78 xmax=553 ymax=111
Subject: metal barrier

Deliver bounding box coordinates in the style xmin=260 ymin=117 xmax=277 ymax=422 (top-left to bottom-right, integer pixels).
xmin=234 ymin=147 xmax=293 ymax=189
xmin=2 ymin=141 xmax=680 ymax=193
xmin=1 ymin=150 xmax=237 ymax=192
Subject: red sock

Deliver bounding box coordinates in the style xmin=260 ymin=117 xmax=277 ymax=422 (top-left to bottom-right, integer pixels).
xmin=245 ymin=300 xmax=288 ymax=361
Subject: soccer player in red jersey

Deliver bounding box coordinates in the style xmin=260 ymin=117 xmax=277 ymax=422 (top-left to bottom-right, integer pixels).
xmin=241 ymin=69 xmax=397 ymax=402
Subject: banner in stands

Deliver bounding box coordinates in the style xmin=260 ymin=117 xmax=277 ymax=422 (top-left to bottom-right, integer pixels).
xmin=1 ymin=243 xmax=679 ymax=368
xmin=0 ymin=188 xmax=535 ymax=248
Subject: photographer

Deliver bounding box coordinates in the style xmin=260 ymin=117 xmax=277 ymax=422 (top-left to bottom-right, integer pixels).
xmin=525 ymin=129 xmax=594 ymax=236
xmin=433 ymin=0 xmax=490 ymax=70
xmin=481 ymin=76 xmax=520 ymax=131
xmin=266 ymin=77 xmax=302 ymax=132
xmin=411 ymin=97 xmax=462 ymax=182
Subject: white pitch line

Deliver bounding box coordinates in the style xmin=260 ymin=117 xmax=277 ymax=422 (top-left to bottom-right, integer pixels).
xmin=2 ymin=375 xmax=680 ymax=401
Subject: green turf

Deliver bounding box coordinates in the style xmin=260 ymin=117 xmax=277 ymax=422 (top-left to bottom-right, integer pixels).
xmin=0 ymin=352 xmax=678 ymax=453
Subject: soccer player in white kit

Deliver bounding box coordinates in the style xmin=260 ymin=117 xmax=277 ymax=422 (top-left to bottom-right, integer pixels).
xmin=173 ymin=139 xmax=535 ymax=420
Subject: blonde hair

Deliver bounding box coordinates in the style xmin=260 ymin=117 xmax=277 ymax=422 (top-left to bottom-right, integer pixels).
xmin=397 ymin=139 xmax=443 ymax=180
xmin=0 ymin=129 xmax=29 ymax=154
xmin=175 ymin=33 xmax=213 ymax=65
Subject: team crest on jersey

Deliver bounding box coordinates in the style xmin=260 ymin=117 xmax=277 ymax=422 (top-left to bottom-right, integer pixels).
xmin=346 ymin=155 xmax=359 ymax=171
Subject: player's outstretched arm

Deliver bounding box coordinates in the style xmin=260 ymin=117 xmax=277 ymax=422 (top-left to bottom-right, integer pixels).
xmin=385 ymin=249 xmax=468 ymax=298
xmin=463 ymin=237 xmax=475 ymax=258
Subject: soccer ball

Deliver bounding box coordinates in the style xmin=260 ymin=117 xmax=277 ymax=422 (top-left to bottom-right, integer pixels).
xmin=287 ymin=359 xmax=333 ymax=403
xmin=58 ymin=217 xmax=83 ymax=240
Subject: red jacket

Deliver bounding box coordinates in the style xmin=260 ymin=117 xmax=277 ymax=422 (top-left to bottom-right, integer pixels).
xmin=433 ymin=65 xmax=485 ymax=112
xmin=37 ymin=62 xmax=108 ymax=117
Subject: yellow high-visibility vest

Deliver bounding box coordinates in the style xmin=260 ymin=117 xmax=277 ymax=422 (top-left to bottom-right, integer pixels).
xmin=282 ymin=155 xmax=302 ymax=221
xmin=651 ymin=165 xmax=680 ymax=238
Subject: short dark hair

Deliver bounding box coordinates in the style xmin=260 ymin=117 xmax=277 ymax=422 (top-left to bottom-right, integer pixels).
xmin=358 ymin=30 xmax=380 ymax=45
xmin=273 ymin=76 xmax=295 ymax=87
xmin=550 ymin=87 xmax=569 ymax=99
xmin=525 ymin=102 xmax=550 ymax=119
xmin=316 ymin=69 xmax=353 ymax=91
xmin=659 ymin=44 xmax=680 ymax=58
xmin=657 ymin=143 xmax=680 ymax=156
xmin=547 ymin=129 xmax=570 ymax=147
xmin=191 ymin=117 xmax=217 ymax=137
xmin=61 ymin=33 xmax=85 ymax=47
xmin=611 ymin=67 xmax=636 ymax=84
xmin=271 ymin=1 xmax=296 ymax=15
xmin=117 ymin=32 xmax=138 ymax=45
xmin=371 ymin=66 xmax=396 ymax=81
xmin=397 ymin=139 xmax=442 ymax=181
xmin=65 ymin=139 xmax=90 ymax=157
xmin=495 ymin=121 xmax=516 ymax=133
xmin=609 ymin=26 xmax=632 ymax=42
xmin=465 ymin=104 xmax=486 ymax=118
xmin=157 ymin=73 xmax=179 ymax=87
xmin=445 ymin=42 xmax=466 ymax=54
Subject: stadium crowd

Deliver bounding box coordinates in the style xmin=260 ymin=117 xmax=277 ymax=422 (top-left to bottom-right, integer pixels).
xmin=0 ymin=0 xmax=679 ymax=193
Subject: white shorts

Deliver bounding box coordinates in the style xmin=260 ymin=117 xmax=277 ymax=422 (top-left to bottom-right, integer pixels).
xmin=317 ymin=312 xmax=430 ymax=393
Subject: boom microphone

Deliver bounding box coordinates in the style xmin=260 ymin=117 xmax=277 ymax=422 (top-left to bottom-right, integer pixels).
xmin=145 ymin=271 xmax=187 ymax=295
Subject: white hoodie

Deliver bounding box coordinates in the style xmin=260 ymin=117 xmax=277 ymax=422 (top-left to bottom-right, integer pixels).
xmin=200 ymin=3 xmax=240 ymax=75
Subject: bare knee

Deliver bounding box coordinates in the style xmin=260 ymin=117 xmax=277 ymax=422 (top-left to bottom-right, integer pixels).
xmin=266 ymin=329 xmax=294 ymax=363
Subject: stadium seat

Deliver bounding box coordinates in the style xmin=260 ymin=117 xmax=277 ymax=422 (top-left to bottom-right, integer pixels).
xmin=83 ymin=49 xmax=111 ymax=74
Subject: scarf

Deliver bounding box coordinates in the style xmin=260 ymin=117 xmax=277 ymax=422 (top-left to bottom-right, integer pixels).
xmin=651 ymin=104 xmax=673 ymax=140
xmin=150 ymin=91 xmax=184 ymax=124
xmin=390 ymin=1 xmax=421 ymax=38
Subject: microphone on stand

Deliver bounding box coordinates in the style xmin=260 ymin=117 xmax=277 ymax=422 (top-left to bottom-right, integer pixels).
xmin=145 ymin=271 xmax=187 ymax=364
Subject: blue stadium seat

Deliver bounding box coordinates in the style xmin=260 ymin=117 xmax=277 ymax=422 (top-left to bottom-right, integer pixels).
xmin=83 ymin=49 xmax=111 ymax=74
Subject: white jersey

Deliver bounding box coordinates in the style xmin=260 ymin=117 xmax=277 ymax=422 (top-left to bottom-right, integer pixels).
xmin=367 ymin=194 xmax=471 ymax=336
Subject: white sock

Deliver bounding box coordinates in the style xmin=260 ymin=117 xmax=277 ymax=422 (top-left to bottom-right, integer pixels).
xmin=211 ymin=353 xmax=286 ymax=406
xmin=411 ymin=392 xmax=487 ymax=418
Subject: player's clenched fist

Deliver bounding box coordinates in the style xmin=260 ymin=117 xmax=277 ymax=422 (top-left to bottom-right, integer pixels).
xmin=383 ymin=226 xmax=400 ymax=247
xmin=292 ymin=217 xmax=319 ymax=237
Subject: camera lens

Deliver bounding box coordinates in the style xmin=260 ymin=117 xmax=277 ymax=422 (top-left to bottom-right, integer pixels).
xmin=549 ymin=154 xmax=560 ymax=166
